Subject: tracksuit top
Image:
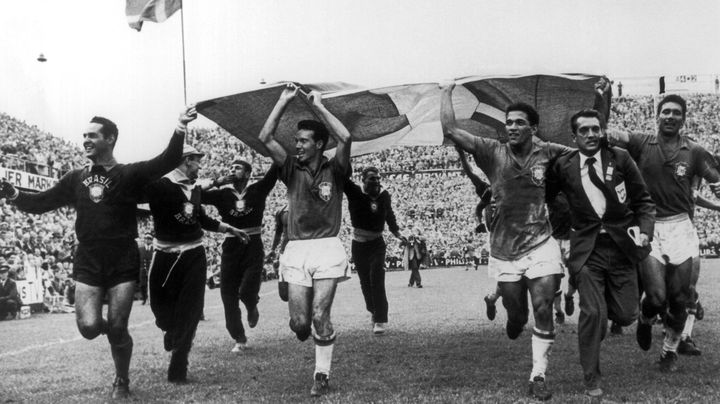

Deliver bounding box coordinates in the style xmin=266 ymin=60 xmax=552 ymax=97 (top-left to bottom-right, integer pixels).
xmin=202 ymin=165 xmax=278 ymax=231
xmin=12 ymin=130 xmax=185 ymax=243
xmin=344 ymin=179 xmax=400 ymax=234
xmin=145 ymin=174 xmax=220 ymax=243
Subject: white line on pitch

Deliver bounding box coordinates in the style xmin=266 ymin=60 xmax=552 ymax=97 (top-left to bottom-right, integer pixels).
xmin=0 ymin=290 xmax=276 ymax=358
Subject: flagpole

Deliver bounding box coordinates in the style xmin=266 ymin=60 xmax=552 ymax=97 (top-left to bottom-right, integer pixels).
xmin=180 ymin=0 xmax=188 ymax=105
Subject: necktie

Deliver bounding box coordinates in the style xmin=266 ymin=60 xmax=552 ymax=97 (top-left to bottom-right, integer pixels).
xmin=586 ymin=157 xmax=614 ymax=202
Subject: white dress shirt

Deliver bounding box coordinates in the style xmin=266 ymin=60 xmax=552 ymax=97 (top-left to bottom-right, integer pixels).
xmin=579 ymin=151 xmax=606 ymax=218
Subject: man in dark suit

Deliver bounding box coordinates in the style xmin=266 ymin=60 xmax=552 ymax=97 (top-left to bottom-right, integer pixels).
xmin=548 ymin=109 xmax=655 ymax=399
xmin=137 ymin=233 xmax=153 ymax=305
xmin=0 ymin=263 xmax=21 ymax=320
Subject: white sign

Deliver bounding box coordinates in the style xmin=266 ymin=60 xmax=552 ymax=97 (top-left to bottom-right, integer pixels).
xmin=0 ymin=168 xmax=58 ymax=192
xmin=16 ymin=280 xmax=43 ymax=305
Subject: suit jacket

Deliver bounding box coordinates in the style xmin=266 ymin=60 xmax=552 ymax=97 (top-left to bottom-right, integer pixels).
xmin=0 ymin=278 xmax=21 ymax=304
xmin=549 ymin=146 xmax=655 ymax=274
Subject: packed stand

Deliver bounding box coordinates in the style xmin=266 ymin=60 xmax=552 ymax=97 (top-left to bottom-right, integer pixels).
xmin=5 ymin=92 xmax=720 ymax=314
xmin=0 ymin=112 xmax=86 ymax=178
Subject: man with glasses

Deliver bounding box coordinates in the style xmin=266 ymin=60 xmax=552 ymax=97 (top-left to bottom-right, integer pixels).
xmin=203 ymin=160 xmax=278 ymax=352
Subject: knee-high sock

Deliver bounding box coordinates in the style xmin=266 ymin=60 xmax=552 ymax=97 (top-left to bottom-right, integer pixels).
xmin=109 ymin=334 xmax=133 ymax=379
xmin=662 ymin=325 xmax=681 ymax=353
xmin=531 ymin=327 xmax=554 ymax=380
xmin=314 ymin=332 xmax=336 ymax=376
xmin=681 ymin=314 xmax=695 ymax=340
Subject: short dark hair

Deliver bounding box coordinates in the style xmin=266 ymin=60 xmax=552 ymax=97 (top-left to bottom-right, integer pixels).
xmin=90 ymin=116 xmax=119 ymax=143
xmin=506 ymin=103 xmax=539 ymax=126
xmin=297 ymin=120 xmax=330 ymax=152
xmin=361 ymin=166 xmax=380 ymax=180
xmin=570 ymin=109 xmax=607 ymax=134
xmin=231 ymin=159 xmax=252 ymax=172
xmin=657 ymin=94 xmax=687 ymax=119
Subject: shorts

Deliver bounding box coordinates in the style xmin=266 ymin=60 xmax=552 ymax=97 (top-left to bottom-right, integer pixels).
xmin=280 ymin=237 xmax=350 ymax=287
xmin=74 ymin=239 xmax=140 ymax=288
xmin=489 ymin=237 xmax=563 ymax=282
xmin=649 ymin=214 xmax=699 ymax=265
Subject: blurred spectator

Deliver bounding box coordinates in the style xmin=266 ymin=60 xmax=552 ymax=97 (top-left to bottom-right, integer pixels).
xmin=0 ymin=261 xmax=21 ymax=320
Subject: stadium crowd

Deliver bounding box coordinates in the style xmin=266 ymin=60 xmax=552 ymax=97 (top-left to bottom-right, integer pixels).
xmin=3 ymin=93 xmax=720 ymax=315
xmin=0 ymin=112 xmax=86 ymax=178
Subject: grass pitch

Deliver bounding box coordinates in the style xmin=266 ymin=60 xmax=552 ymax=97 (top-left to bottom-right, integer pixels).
xmin=1 ymin=261 xmax=719 ymax=403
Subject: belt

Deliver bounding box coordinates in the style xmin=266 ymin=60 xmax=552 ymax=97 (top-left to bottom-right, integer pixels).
xmin=352 ymin=228 xmax=383 ymax=242
xmin=225 ymin=226 xmax=262 ymax=238
xmin=656 ymin=212 xmax=690 ymax=223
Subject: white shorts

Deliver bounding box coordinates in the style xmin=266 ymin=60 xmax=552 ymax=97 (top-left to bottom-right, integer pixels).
xmin=489 ymin=237 xmax=564 ymax=282
xmin=649 ymin=214 xmax=699 ymax=265
xmin=280 ymin=237 xmax=350 ymax=287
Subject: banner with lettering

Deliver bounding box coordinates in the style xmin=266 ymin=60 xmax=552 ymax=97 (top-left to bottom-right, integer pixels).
xmin=0 ymin=168 xmax=58 ymax=192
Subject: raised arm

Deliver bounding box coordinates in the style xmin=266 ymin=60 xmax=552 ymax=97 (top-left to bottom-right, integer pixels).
xmin=440 ymin=82 xmax=476 ymax=153
xmin=258 ymin=84 xmax=298 ymax=166
xmin=593 ymin=76 xmax=612 ymax=124
xmin=456 ymin=146 xmax=487 ymax=190
xmin=307 ymin=90 xmax=352 ymax=171
xmin=134 ymin=105 xmax=196 ymax=183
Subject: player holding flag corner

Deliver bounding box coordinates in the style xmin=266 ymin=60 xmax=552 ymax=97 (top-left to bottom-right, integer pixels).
xmin=0 ymin=106 xmax=197 ymax=398
xmin=258 ymin=83 xmax=352 ymax=397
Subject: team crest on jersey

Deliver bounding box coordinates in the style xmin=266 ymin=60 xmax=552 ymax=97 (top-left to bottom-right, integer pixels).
xmin=82 ymin=174 xmax=113 ymax=203
xmin=174 ymin=202 xmax=197 ymax=224
xmin=183 ymin=202 xmax=195 ymax=216
xmin=370 ymin=201 xmax=378 ymax=213
xmin=88 ymin=184 xmax=105 ymax=203
xmin=675 ymin=162 xmax=689 ymax=178
xmin=530 ymin=165 xmax=545 ymax=186
xmin=231 ymin=198 xmax=253 ymax=217
xmin=318 ymin=182 xmax=332 ymax=202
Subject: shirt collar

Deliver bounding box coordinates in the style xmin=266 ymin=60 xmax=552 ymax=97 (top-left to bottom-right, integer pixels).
xmin=88 ymin=159 xmax=118 ymax=173
xmin=650 ymin=134 xmax=690 ymax=149
xmin=579 ymin=149 xmax=602 ymax=167
xmin=164 ymin=168 xmax=194 ymax=185
xmin=294 ymin=155 xmax=330 ymax=172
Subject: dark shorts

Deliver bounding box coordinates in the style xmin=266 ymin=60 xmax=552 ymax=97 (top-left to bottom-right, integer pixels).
xmin=73 ymin=239 xmax=140 ymax=288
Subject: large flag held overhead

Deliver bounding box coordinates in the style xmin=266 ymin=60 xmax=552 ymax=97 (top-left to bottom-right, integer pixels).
xmin=197 ymin=74 xmax=603 ymax=157
xmin=126 ymin=0 xmax=181 ymax=31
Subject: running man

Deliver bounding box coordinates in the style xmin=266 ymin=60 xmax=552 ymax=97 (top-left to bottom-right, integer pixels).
xmin=345 ymin=166 xmax=406 ymax=334
xmin=441 ymin=81 xmax=572 ymax=401
xmin=202 ymin=161 xmax=278 ymax=352
xmin=259 ymin=83 xmax=352 ymax=396
xmin=0 ymin=108 xmax=197 ymax=398
xmin=606 ymin=93 xmax=720 ymax=371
